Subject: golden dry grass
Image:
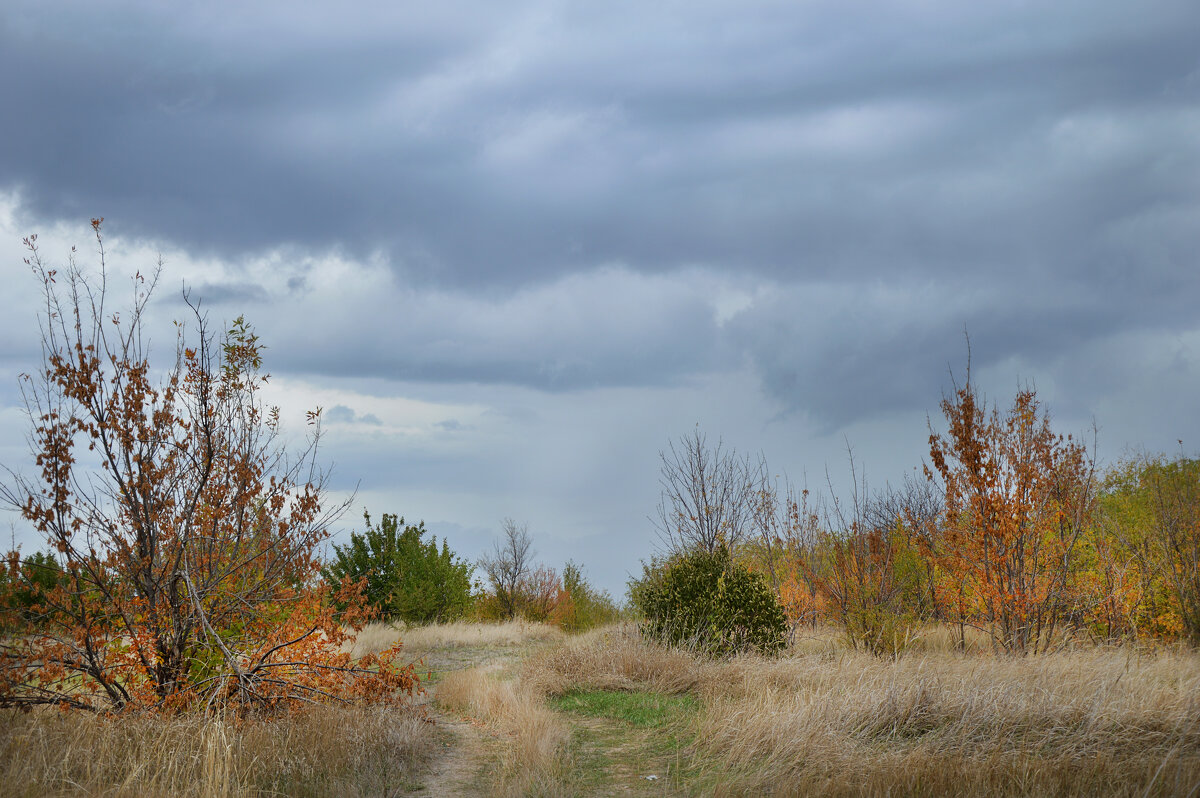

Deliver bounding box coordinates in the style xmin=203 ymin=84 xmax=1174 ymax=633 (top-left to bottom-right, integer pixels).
xmin=523 ymin=622 xmax=706 ymax=696
xmin=789 ymin=620 xmax=1010 ymax=656
xmin=347 ymin=618 xmax=563 ymax=659
xmin=0 ymin=704 xmax=435 ymax=798
xmin=436 ymin=664 xmax=569 ymax=796
xmin=523 ymin=623 xmax=1200 ymax=797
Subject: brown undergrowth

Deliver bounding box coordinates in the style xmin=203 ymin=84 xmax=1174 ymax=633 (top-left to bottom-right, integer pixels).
xmin=348 ymin=618 xmax=564 ymax=659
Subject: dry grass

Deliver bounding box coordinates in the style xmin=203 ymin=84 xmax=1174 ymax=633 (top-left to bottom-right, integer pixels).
xmin=523 ymin=623 xmax=1200 ymax=797
xmin=0 ymin=704 xmax=435 ymax=797
xmin=789 ymin=620 xmax=1019 ymax=656
xmin=437 ymin=664 xmax=569 ymax=796
xmin=348 ymin=618 xmax=563 ymax=659
xmin=523 ymin=622 xmax=706 ymax=696
xmin=696 ymin=648 xmax=1200 ymax=796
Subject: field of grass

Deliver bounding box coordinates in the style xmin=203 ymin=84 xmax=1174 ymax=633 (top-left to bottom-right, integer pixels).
xmin=3 ymin=620 xmax=1198 ymax=796
xmin=520 ymin=624 xmax=1200 ymax=796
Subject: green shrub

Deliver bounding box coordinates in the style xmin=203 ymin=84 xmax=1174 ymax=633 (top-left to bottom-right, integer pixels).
xmin=840 ymin=594 xmax=921 ymax=658
xmin=322 ymin=511 xmax=474 ymax=625
xmin=629 ymin=544 xmax=787 ymax=657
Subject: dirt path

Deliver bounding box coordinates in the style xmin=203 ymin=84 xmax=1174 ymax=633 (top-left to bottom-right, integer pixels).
xmin=401 ymin=637 xmax=692 ymax=796
xmin=409 ymin=710 xmax=488 ymax=797
xmin=402 ymin=641 xmax=551 ymax=796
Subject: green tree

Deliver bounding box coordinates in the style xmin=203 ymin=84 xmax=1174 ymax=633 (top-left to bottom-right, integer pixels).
xmin=323 ymin=511 xmax=474 ymax=625
xmin=0 ymin=550 xmax=65 ymax=630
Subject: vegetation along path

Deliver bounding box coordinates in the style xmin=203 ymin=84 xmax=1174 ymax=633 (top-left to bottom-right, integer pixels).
xmin=377 ymin=621 xmax=694 ymax=796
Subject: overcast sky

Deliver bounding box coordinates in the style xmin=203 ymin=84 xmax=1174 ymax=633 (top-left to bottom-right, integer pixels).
xmin=1 ymin=1 xmax=1197 ymax=598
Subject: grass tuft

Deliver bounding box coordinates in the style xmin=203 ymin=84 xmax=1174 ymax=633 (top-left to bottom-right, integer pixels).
xmin=436 ymin=665 xmax=570 ymax=797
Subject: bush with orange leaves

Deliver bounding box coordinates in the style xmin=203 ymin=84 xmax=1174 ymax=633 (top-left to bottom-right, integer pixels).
xmin=0 ymin=221 xmax=418 ymax=714
xmin=921 ymin=366 xmax=1097 ymax=655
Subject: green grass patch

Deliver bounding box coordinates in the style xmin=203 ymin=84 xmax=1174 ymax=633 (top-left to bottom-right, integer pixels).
xmin=548 ymin=690 xmax=700 ymax=794
xmin=550 ymin=689 xmax=698 ymax=728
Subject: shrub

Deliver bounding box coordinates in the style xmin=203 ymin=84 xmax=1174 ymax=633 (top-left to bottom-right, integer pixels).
xmin=808 ymin=526 xmax=928 ymax=658
xmin=554 ymin=561 xmax=622 ymax=633
xmin=629 ymin=544 xmax=787 ymax=657
xmin=323 ymin=511 xmax=474 ymax=625
xmin=1095 ymin=452 xmax=1200 ymax=642
xmin=471 ymin=564 xmax=564 ymax=623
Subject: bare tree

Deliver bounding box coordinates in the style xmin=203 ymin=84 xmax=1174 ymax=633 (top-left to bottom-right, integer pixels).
xmin=653 ymin=428 xmax=761 ymax=554
xmin=478 ymin=518 xmax=535 ymax=619
xmin=750 ymin=468 xmax=820 ymax=595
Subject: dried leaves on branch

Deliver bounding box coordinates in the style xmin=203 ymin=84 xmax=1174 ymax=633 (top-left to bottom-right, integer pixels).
xmin=921 ymin=369 xmax=1097 ymax=655
xmin=0 ymin=221 xmax=418 ymax=714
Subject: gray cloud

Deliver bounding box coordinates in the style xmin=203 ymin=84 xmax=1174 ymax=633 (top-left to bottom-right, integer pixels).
xmin=3 ymin=1 xmax=1199 ymax=596
xmin=324 ymin=404 xmax=382 ymax=426
xmin=2 ymin=0 xmax=1197 ymax=292
xmin=255 ymin=264 xmax=732 ymax=391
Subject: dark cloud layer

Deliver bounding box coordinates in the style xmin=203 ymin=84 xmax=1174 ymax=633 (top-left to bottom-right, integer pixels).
xmin=1 ymin=1 xmax=1197 ymax=434
xmin=4 ymin=1 xmax=1197 ymax=288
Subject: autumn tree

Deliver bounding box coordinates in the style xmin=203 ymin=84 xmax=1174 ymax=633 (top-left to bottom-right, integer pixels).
xmin=798 ymin=455 xmax=934 ymax=657
xmin=554 ymin=560 xmax=621 ymax=632
xmin=922 ymin=370 xmax=1096 ymax=655
xmin=745 ymin=473 xmax=829 ymax=627
xmin=0 ymin=221 xmax=417 ymax=713
xmin=1097 ymin=451 xmax=1200 ymax=642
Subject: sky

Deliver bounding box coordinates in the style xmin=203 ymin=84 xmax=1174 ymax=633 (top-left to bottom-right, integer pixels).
xmin=1 ymin=1 xmax=1197 ymax=598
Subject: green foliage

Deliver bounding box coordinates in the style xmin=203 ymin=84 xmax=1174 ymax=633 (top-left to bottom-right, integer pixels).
xmin=557 ymin=560 xmax=622 ymax=633
xmin=1097 ymin=453 xmax=1200 ymax=642
xmin=839 ymin=593 xmax=922 ymax=659
xmin=322 ymin=511 xmax=474 ymax=625
xmin=0 ymin=550 xmax=64 ymax=630
xmin=629 ymin=544 xmax=787 ymax=657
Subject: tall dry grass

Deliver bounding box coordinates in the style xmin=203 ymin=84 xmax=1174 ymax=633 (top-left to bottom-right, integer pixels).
xmin=348 ymin=618 xmax=563 ymax=659
xmin=697 ymin=648 xmax=1200 ymax=796
xmin=524 ymin=623 xmax=705 ymax=696
xmin=437 ymin=664 xmax=569 ymax=796
xmin=524 ymin=624 xmax=1200 ymax=797
xmin=0 ymin=704 xmax=435 ymax=798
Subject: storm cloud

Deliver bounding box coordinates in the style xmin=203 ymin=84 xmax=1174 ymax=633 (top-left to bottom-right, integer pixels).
xmin=1 ymin=0 xmax=1198 ymax=594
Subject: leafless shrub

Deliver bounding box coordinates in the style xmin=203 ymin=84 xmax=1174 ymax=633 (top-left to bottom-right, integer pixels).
xmin=478 ymin=519 xmax=536 ymax=619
